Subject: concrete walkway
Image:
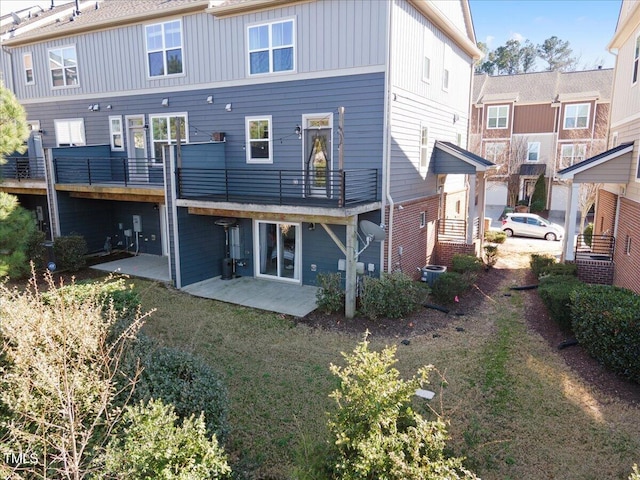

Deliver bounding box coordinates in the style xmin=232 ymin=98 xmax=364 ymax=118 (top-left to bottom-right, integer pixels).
xmin=183 ymin=275 xmax=318 ymax=317
xmin=91 ymin=254 xmax=171 ymax=283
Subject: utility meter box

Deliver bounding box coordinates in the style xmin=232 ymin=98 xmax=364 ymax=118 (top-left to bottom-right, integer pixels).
xmin=132 ymin=215 xmax=142 ymax=233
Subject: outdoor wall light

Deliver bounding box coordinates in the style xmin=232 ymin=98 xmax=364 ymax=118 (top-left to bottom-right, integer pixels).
xmin=92 ymin=104 xmax=100 ymax=111
xmin=295 ymin=124 xmax=302 ymax=139
xmin=206 ymin=95 xmax=214 ymax=104
xmin=225 ymin=103 xmax=232 ymax=112
xmin=161 ymin=98 xmax=169 ymax=107
xmin=106 ymin=104 xmax=112 ymax=110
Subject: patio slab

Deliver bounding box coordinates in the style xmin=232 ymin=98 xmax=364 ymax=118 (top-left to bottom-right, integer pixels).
xmin=90 ymin=254 xmax=171 ymax=282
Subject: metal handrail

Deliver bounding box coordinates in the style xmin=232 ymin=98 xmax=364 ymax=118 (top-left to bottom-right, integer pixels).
xmin=53 ymin=157 xmax=163 ymax=186
xmin=0 ymin=156 xmax=46 ymax=180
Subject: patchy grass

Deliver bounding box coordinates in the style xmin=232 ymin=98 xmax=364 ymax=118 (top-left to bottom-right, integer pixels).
xmin=100 ymin=272 xmax=640 ymax=479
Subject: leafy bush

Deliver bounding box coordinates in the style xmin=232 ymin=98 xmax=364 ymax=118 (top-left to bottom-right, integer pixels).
xmin=53 ymin=234 xmax=87 ymax=271
xmin=101 ymin=399 xmax=231 ymax=480
xmin=530 ymin=173 xmax=547 ymax=212
xmin=430 ymin=272 xmax=471 ymax=305
xmin=0 ymin=192 xmax=37 ymax=278
xmin=359 ymin=271 xmax=428 ymax=319
xmin=316 ymin=272 xmax=344 ymax=314
xmin=483 ymin=244 xmax=499 ymax=268
xmin=541 ymin=262 xmax=577 ymax=277
xmin=451 ymin=254 xmax=483 ymax=275
xmin=124 ymin=336 xmax=230 ymax=441
xmin=571 ymin=285 xmax=640 ymax=383
xmin=583 ymin=223 xmax=594 ymax=247
xmin=25 ymin=229 xmax=46 ymax=271
xmin=538 ymin=275 xmax=584 ymax=332
xmin=630 ymin=464 xmax=640 ymax=480
xmin=530 ymin=253 xmax=557 ymax=278
xmin=302 ymin=338 xmax=478 ymax=479
xmin=484 ymin=230 xmax=507 ymax=244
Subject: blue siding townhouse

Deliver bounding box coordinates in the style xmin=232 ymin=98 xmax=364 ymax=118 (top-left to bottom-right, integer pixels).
xmin=0 ymin=0 xmax=492 ymax=317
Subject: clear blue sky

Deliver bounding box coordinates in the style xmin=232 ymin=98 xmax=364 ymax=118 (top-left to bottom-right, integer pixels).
xmin=469 ymin=0 xmax=621 ymax=69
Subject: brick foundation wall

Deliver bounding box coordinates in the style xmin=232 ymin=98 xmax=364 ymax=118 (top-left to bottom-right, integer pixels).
xmin=384 ymin=196 xmax=440 ymax=279
xmin=436 ymin=241 xmax=476 ymax=268
xmin=613 ymin=197 xmax=640 ymax=294
xmin=575 ymin=260 xmax=614 ymax=285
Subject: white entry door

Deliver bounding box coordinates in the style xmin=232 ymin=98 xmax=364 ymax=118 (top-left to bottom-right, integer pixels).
xmin=303 ymin=114 xmax=333 ymax=198
xmin=126 ymin=115 xmax=149 ymax=183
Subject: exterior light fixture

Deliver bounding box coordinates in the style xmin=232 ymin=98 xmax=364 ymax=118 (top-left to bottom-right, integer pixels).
xmin=225 ymin=103 xmax=232 ymax=112
xmin=206 ymin=95 xmax=213 ymax=104
xmin=161 ymin=98 xmax=169 ymax=107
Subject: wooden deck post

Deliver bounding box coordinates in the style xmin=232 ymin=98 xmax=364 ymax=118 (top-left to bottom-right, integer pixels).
xmin=345 ymin=215 xmax=357 ymax=319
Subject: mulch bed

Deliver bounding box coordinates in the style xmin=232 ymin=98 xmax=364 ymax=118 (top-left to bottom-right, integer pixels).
xmin=299 ymin=265 xmax=640 ymax=406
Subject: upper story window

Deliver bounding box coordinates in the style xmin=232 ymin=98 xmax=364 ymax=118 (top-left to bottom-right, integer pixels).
xmin=560 ymin=143 xmax=586 ymax=168
xmin=246 ymin=116 xmax=272 ymax=163
xmin=419 ymin=124 xmax=429 ymax=171
xmin=487 ymin=105 xmax=508 ymax=129
xmin=422 ymin=56 xmax=431 ymax=83
xmin=149 ymin=113 xmax=187 ymax=163
xmin=146 ymin=20 xmax=183 ymax=77
xmin=49 ymin=46 xmax=78 ymax=87
xmin=527 ymin=142 xmax=540 ymax=161
xmin=563 ymin=103 xmax=590 ymax=129
xmin=54 ymin=118 xmax=85 ymax=146
xmin=109 ymin=116 xmax=124 ymax=151
xmin=634 ymin=36 xmax=640 ymax=84
xmin=23 ymin=53 xmax=34 ymax=85
xmin=248 ymin=19 xmax=294 ymax=75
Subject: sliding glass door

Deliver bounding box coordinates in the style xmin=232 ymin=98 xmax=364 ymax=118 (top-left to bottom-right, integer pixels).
xmin=255 ymin=221 xmax=300 ymax=282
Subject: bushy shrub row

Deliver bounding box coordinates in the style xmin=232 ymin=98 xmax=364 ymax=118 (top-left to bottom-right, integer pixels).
xmin=53 ymin=234 xmax=88 ymax=271
xmin=530 ymin=253 xmax=557 ymax=278
xmin=359 ymin=271 xmax=429 ymax=319
xmin=316 ymin=272 xmax=345 ymax=314
xmin=484 ymin=230 xmax=507 ymax=244
xmin=537 ymin=275 xmax=584 ymax=332
xmin=571 ymin=285 xmax=640 ymax=383
xmin=430 ymin=254 xmax=482 ymax=305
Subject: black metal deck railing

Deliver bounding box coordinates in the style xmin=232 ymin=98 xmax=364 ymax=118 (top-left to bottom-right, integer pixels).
xmin=177 ymin=168 xmax=379 ymax=208
xmin=0 ymin=156 xmax=46 ymax=180
xmin=575 ymin=233 xmax=615 ymax=262
xmin=53 ymin=157 xmax=164 ymax=186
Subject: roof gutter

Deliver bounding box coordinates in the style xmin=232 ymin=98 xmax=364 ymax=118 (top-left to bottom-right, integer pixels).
xmin=608 ymin=0 xmax=640 ymax=51
xmin=207 ymin=0 xmax=310 ymax=18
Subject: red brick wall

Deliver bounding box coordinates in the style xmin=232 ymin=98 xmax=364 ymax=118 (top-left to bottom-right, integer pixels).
xmin=436 ymin=241 xmax=476 ymax=268
xmin=613 ymin=197 xmax=640 ymax=294
xmin=384 ymin=196 xmax=440 ymax=279
xmin=575 ymin=260 xmax=614 ymax=285
xmin=595 ymin=189 xmax=617 ymax=235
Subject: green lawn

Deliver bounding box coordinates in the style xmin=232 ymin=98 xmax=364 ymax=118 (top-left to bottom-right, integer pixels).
xmin=132 ymin=268 xmax=640 ymax=480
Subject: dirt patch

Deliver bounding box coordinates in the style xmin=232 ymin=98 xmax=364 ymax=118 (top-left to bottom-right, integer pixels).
xmin=299 ymin=243 xmax=640 ymax=406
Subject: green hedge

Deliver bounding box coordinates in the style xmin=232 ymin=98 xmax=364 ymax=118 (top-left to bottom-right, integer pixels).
xmin=430 ymin=271 xmax=471 ymax=305
xmin=316 ymin=272 xmax=344 ymax=314
xmin=571 ymin=285 xmax=640 ymax=383
xmin=451 ymin=254 xmax=483 ymax=275
xmin=53 ymin=234 xmax=87 ymax=271
xmin=530 ymin=253 xmax=557 ymax=278
xmin=359 ymin=271 xmax=428 ymax=319
xmin=538 ymin=275 xmax=584 ymax=332
xmin=484 ymin=230 xmax=507 ymax=244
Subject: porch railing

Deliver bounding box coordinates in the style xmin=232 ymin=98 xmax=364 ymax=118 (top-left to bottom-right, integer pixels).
xmin=575 ymin=233 xmax=615 ymax=262
xmin=437 ymin=218 xmax=467 ymax=241
xmin=176 ymin=167 xmax=379 ymax=208
xmin=53 ymin=157 xmax=164 ymax=187
xmin=0 ymin=156 xmax=46 ymax=180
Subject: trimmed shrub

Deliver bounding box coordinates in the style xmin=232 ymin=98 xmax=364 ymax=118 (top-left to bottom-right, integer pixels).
xmin=530 ymin=253 xmax=557 ymax=278
xmin=541 ymin=262 xmax=577 ymax=277
xmin=483 ymin=244 xmax=499 ymax=268
xmin=316 ymin=272 xmax=345 ymax=314
xmin=583 ymin=223 xmax=594 ymax=247
xmin=530 ymin=174 xmax=547 ymax=213
xmin=53 ymin=234 xmax=88 ymax=271
xmin=484 ymin=230 xmax=507 ymax=244
xmin=430 ymin=271 xmax=471 ymax=305
xmin=124 ymin=336 xmax=230 ymax=441
xmin=538 ymin=275 xmax=584 ymax=331
xmin=451 ymin=254 xmax=483 ymax=275
xmin=25 ymin=229 xmax=46 ymax=271
xmin=101 ymin=399 xmax=231 ymax=479
xmin=359 ymin=271 xmax=428 ymax=319
xmin=571 ymin=285 xmax=640 ymax=383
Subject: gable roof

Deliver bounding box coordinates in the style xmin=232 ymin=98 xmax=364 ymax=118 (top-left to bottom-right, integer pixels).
xmin=2 ymin=0 xmax=208 ymax=46
xmin=557 ymin=142 xmax=634 ymax=180
xmin=434 ymin=141 xmax=495 ymax=174
xmin=473 ymin=69 xmax=614 ymax=106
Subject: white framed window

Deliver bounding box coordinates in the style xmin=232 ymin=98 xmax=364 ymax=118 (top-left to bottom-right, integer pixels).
xmin=563 ymin=103 xmax=590 ymax=129
xmin=422 ymin=56 xmax=431 ymax=82
xmin=560 ymin=144 xmax=586 ymax=168
xmin=149 ymin=113 xmax=188 ymax=163
xmin=487 ymin=105 xmax=509 ymax=129
xmin=246 ymin=116 xmax=272 ymax=164
xmin=634 ymin=35 xmax=640 ymax=84
xmin=485 ymin=142 xmax=506 ymax=163
xmin=419 ymin=211 xmax=426 ymax=228
xmin=442 ymin=68 xmax=450 ymax=91
xmin=23 ymin=53 xmax=34 ymax=85
xmin=109 ymin=116 xmax=124 ymax=151
xmin=419 ymin=124 xmax=429 ymax=171
xmin=527 ymin=142 xmax=540 ymax=161
xmin=248 ymin=19 xmax=295 ymax=75
xmin=54 ymin=118 xmax=85 ymax=147
xmin=48 ymin=46 xmax=78 ymax=87
xmin=145 ymin=20 xmax=183 ymax=77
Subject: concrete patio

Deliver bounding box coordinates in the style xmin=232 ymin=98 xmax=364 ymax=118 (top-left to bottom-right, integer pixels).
xmin=90 ymin=254 xmax=318 ymax=317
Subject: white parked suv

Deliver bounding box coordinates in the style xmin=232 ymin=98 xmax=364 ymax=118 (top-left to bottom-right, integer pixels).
xmin=501 ymin=213 xmax=564 ymax=241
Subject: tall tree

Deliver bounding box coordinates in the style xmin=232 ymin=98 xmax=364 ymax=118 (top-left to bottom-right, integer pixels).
xmin=521 ymin=40 xmax=538 ymax=73
xmin=0 ymin=81 xmax=29 ymax=163
xmin=537 ymin=36 xmax=578 ymax=72
xmin=494 ymin=39 xmax=524 ymax=75
xmin=475 ymin=41 xmax=496 ymax=75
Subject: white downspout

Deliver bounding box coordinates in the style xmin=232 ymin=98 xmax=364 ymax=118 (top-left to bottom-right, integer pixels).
xmin=383 ymin=0 xmax=395 ymax=273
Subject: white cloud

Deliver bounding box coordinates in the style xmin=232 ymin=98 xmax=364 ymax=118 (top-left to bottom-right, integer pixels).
xmin=485 ymin=35 xmax=495 ymax=48
xmin=510 ymin=32 xmax=525 ymax=42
